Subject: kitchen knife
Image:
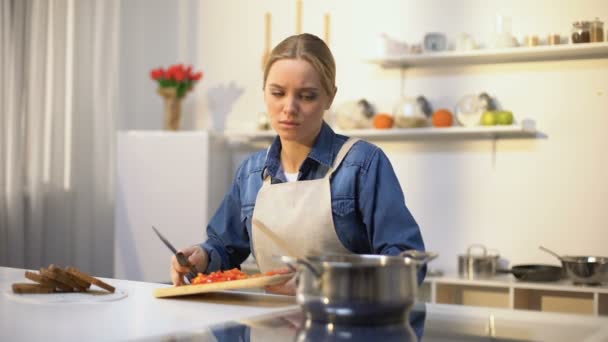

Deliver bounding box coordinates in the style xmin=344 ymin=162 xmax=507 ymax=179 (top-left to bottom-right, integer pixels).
xmin=152 ymin=226 xmax=199 ymax=282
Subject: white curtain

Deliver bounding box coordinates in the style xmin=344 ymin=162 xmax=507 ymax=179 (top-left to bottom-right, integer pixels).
xmin=0 ymin=0 xmax=120 ymax=276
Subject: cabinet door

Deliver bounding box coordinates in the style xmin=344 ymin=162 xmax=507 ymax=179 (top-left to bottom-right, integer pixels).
xmin=114 ymin=131 xmax=231 ymax=282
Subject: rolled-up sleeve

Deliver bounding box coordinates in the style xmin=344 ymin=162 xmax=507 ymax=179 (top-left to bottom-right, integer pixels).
xmin=200 ymin=166 xmax=251 ymax=273
xmin=358 ymin=147 xmax=427 ymax=280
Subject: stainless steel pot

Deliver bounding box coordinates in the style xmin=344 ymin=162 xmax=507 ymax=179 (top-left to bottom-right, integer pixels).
xmin=279 ymin=251 xmax=436 ymax=325
xmin=458 ymin=244 xmax=499 ymax=279
xmin=540 ymin=246 xmax=608 ymax=285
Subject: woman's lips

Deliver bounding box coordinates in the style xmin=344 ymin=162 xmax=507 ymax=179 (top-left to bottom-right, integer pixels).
xmin=278 ymin=121 xmax=300 ymax=129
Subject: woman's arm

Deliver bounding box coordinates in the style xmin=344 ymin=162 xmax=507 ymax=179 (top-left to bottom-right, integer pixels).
xmin=200 ymin=165 xmax=251 ymax=273
xmin=357 ymin=147 xmax=427 ymax=280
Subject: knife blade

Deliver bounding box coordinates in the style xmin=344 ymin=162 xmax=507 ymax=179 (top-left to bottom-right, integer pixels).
xmin=152 ymin=226 xmax=199 ymax=282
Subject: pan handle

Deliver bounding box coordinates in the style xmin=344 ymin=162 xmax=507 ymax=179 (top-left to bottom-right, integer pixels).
xmin=276 ymin=255 xmax=323 ymax=279
xmin=400 ymin=250 xmax=438 ymax=264
xmin=539 ymin=246 xmax=564 ymax=261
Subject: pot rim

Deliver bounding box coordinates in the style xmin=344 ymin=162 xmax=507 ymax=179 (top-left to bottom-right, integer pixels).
xmin=458 ymin=254 xmax=500 ymax=260
xmin=280 ymin=252 xmax=435 ymax=269
xmin=562 ymin=256 xmax=608 ymax=264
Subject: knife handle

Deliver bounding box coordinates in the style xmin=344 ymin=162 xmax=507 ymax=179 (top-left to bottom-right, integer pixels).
xmin=176 ymin=252 xmax=199 ymax=283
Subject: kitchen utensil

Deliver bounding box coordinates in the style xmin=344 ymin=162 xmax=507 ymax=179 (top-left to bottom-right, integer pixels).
xmin=393 ymin=96 xmax=431 ymax=128
xmin=423 ymin=32 xmax=447 ymax=52
xmin=455 ymin=33 xmax=477 ymax=51
xmin=491 ymin=15 xmax=518 ymax=48
xmin=262 ymin=12 xmax=272 ymax=69
xmin=571 ymin=21 xmax=591 ymax=43
xmin=153 ymin=273 xmax=293 ymax=298
xmin=278 ymin=251 xmax=437 ymax=325
xmin=455 ymin=93 xmax=494 ymax=127
xmin=151 ymin=226 xmax=199 ymax=282
xmin=590 ymin=18 xmax=604 ymax=42
xmin=524 ymin=35 xmax=540 ymax=47
xmin=538 ymin=246 xmax=563 ymax=261
xmin=458 ymin=244 xmax=499 ymax=279
xmin=334 ymin=99 xmax=375 ymax=129
xmin=539 ymin=246 xmax=608 ymax=285
xmin=497 ymin=264 xmax=563 ymax=282
xmin=547 ymin=34 xmax=561 ymax=45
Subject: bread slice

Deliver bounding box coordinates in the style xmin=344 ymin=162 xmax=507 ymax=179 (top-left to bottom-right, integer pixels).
xmin=39 ymin=267 xmax=77 ymax=292
xmin=65 ymin=266 xmax=115 ymax=293
xmin=47 ymin=264 xmax=88 ymax=291
xmin=25 ymin=271 xmax=63 ymax=291
xmin=12 ymin=283 xmax=55 ymax=294
xmin=61 ymin=266 xmax=91 ymax=289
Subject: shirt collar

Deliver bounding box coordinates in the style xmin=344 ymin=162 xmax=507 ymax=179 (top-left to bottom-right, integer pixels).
xmin=263 ymin=121 xmax=337 ymax=180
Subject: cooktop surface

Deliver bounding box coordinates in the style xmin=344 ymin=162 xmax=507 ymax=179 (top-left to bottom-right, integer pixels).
xmin=150 ymin=300 xmax=608 ymax=342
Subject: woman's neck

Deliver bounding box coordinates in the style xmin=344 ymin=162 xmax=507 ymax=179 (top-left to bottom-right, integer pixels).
xmin=279 ymin=123 xmax=322 ymax=173
xmin=280 ymin=140 xmax=311 ymax=173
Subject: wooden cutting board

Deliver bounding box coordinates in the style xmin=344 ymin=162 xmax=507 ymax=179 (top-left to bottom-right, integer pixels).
xmin=153 ymin=274 xmax=293 ymax=298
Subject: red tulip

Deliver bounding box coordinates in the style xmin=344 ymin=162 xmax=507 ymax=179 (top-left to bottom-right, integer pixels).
xmin=175 ymin=69 xmax=185 ymax=81
xmin=191 ymin=71 xmax=203 ymax=81
xmin=150 ymin=68 xmax=164 ymax=80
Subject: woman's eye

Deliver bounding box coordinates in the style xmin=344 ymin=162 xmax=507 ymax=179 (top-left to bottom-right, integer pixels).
xmin=271 ymin=92 xmax=283 ymax=97
xmin=301 ymin=94 xmax=317 ymax=101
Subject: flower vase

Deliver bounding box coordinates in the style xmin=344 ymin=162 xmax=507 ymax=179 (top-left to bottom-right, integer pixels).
xmin=158 ymin=87 xmax=182 ymax=131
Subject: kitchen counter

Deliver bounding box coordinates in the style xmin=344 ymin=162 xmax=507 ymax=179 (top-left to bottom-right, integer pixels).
xmin=2 ymin=266 xmax=608 ymax=341
xmin=0 ymin=267 xmax=297 ymax=341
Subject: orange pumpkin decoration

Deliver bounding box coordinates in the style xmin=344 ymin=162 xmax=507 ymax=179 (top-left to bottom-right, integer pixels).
xmin=432 ymin=109 xmax=454 ymax=127
xmin=373 ymin=113 xmax=394 ymax=129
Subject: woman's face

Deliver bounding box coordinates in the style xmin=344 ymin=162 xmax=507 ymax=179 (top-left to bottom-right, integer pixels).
xmin=264 ymin=58 xmax=333 ymax=145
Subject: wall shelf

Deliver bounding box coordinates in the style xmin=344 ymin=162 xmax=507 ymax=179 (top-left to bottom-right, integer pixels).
xmin=224 ymin=121 xmax=539 ymax=144
xmin=420 ymin=274 xmax=608 ymax=317
xmin=367 ymin=42 xmax=608 ymax=69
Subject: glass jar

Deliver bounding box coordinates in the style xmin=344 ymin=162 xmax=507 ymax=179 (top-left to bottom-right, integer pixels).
xmin=590 ymin=18 xmax=604 ymax=42
xmin=571 ymin=21 xmax=591 ymax=43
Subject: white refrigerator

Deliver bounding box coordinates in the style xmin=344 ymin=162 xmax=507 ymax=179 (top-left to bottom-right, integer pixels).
xmin=114 ymin=131 xmax=232 ymax=282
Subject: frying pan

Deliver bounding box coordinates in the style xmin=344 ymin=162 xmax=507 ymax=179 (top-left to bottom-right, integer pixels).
xmin=540 ymin=246 xmax=608 ymax=285
xmin=497 ymin=264 xmax=563 ymax=282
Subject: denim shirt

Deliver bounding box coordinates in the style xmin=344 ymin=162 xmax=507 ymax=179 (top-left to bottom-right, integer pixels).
xmin=201 ymin=122 xmax=426 ymax=277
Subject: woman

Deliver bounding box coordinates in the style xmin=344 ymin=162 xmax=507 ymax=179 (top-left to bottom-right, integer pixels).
xmin=171 ymin=33 xmax=425 ymax=295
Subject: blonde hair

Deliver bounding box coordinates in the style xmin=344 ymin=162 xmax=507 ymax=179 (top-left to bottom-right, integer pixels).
xmin=263 ymin=33 xmax=336 ymax=98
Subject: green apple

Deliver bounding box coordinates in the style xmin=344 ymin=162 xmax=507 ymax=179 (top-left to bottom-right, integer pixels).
xmin=496 ymin=111 xmax=514 ymax=125
xmin=481 ymin=111 xmax=497 ymax=126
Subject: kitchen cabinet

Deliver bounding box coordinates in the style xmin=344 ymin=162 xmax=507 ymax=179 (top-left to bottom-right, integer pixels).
xmin=419 ymin=274 xmax=608 ymax=317
xmin=114 ymin=131 xmax=231 ymax=282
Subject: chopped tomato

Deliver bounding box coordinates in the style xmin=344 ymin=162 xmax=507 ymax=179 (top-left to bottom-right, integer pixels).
xmin=265 ymin=267 xmax=292 ymax=276
xmin=191 ymin=267 xmax=289 ymax=285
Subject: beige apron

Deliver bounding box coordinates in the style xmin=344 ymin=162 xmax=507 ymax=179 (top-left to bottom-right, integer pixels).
xmin=251 ymin=138 xmax=359 ymax=272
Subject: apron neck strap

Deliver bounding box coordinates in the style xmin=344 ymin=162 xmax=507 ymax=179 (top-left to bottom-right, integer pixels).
xmin=263 ymin=138 xmax=360 ymax=182
xmin=325 ymin=138 xmax=360 ymax=179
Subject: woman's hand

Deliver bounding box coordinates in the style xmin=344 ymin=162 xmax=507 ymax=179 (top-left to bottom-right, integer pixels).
xmin=171 ymin=245 xmax=209 ymax=286
xmin=264 ymin=272 xmax=297 ymax=296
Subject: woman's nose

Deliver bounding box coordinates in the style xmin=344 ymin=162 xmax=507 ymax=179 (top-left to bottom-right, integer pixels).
xmin=282 ymin=96 xmax=298 ymax=114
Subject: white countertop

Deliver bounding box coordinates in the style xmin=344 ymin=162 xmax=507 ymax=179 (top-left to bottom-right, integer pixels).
xmin=0 ymin=267 xmax=297 ymax=341
xmin=3 ymin=266 xmax=608 ymax=342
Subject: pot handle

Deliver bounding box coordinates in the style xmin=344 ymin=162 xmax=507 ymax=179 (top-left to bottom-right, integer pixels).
xmin=467 ymin=244 xmax=488 ymax=256
xmin=276 ymin=255 xmax=323 ymax=279
xmin=400 ymin=250 xmax=438 ymax=264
